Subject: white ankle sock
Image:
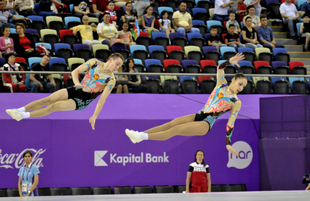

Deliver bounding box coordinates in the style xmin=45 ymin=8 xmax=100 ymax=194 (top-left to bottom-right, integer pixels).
xmin=17 ymin=107 xmax=25 ymax=113
xmin=140 ymin=132 xmax=149 ymax=140
xmin=21 ymin=112 xmax=30 ymax=118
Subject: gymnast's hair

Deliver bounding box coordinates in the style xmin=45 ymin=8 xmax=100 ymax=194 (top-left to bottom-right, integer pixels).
xmin=108 ymin=53 xmax=125 ymax=63
xmin=234 ymin=70 xmax=246 ymax=80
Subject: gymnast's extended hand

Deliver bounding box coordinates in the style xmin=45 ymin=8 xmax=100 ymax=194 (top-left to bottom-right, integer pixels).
xmin=89 ymin=116 xmax=96 ymax=130
xmin=229 ymin=53 xmax=245 ymax=68
xmin=226 ymin=145 xmax=239 ymax=156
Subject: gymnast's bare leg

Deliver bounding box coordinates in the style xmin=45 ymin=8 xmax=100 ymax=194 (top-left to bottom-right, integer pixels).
xmin=125 ymin=114 xmax=210 ymax=142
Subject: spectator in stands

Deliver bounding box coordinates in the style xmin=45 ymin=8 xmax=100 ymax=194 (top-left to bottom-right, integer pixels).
xmin=280 ymin=0 xmax=303 ymax=40
xmin=159 ymin=11 xmax=175 ymax=39
xmin=119 ymin=22 xmax=136 ymax=47
xmin=173 ymin=2 xmax=199 ymax=35
xmin=124 ymin=57 xmax=146 ymax=93
xmin=300 ymin=13 xmax=310 ymax=51
xmin=97 ymin=12 xmax=119 ymax=46
xmin=37 ymin=0 xmax=65 ymax=16
xmin=70 ymin=15 xmax=101 ymax=48
xmin=73 ymin=0 xmax=98 ymax=18
xmin=0 ymin=26 xmax=15 ymax=55
xmin=13 ymin=23 xmax=37 ymax=59
xmin=301 ymin=0 xmax=310 ymax=16
xmin=225 ymin=24 xmax=246 ymax=48
xmin=0 ymin=0 xmax=29 ymax=30
xmin=257 ymin=16 xmax=286 ymax=50
xmin=135 ymin=0 xmax=154 ymax=18
xmin=236 ymin=0 xmax=247 ymax=23
xmin=243 ymin=6 xmax=261 ymax=29
xmin=30 ymin=55 xmax=56 ymax=93
xmin=105 ymin=1 xmax=118 ymax=29
xmin=92 ymin=0 xmax=121 ymax=19
xmin=213 ymin=0 xmax=234 ymax=21
xmin=245 ymin=0 xmax=261 ymax=17
xmin=115 ymin=65 xmax=129 ymax=93
xmin=121 ymin=2 xmax=137 ymax=26
xmin=15 ymin=0 xmax=36 ymax=16
xmin=18 ymin=150 xmax=40 ymax=197
xmin=142 ymin=6 xmax=159 ymax=33
xmin=2 ymin=52 xmax=26 ymax=92
xmin=186 ymin=150 xmax=211 ymax=193
xmin=241 ymin=16 xmax=263 ymax=50
xmin=226 ymin=12 xmax=241 ymax=34
xmin=207 ymin=25 xmax=227 ymax=51
xmin=4 ymin=0 xmax=18 ymax=14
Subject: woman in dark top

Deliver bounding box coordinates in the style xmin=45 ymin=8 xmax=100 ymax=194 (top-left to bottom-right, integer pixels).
xmin=12 ymin=23 xmax=38 ymax=59
xmin=124 ymin=57 xmax=146 ymax=93
xmin=241 ymin=16 xmax=262 ymax=51
xmin=121 ymin=2 xmax=137 ymax=26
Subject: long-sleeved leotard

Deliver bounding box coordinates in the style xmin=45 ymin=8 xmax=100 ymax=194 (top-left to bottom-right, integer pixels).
xmin=194 ymin=60 xmax=241 ymax=145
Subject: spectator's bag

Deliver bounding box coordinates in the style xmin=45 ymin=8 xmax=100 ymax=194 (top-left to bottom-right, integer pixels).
xmin=110 ymin=38 xmax=125 ymax=46
xmin=36 ymin=44 xmax=50 ymax=56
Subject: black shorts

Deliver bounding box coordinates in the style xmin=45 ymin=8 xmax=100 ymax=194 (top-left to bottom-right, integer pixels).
xmin=194 ymin=111 xmax=219 ymax=132
xmin=67 ymin=87 xmax=100 ymax=110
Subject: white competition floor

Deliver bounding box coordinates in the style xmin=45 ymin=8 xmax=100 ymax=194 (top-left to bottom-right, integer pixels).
xmin=1 ymin=191 xmax=310 ymax=201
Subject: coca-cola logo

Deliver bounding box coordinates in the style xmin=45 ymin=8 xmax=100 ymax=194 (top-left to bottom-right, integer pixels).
xmin=0 ymin=148 xmax=46 ymax=169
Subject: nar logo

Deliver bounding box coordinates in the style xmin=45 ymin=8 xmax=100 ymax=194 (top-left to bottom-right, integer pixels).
xmin=94 ymin=151 xmax=108 ymax=166
xmin=227 ymin=141 xmax=253 ymax=169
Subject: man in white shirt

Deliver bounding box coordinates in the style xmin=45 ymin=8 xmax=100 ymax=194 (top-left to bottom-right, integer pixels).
xmin=213 ymin=0 xmax=234 ymax=21
xmin=280 ymin=0 xmax=303 ymax=39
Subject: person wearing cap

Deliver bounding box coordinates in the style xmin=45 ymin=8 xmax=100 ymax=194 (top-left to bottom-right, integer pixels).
xmin=2 ymin=52 xmax=26 ymax=92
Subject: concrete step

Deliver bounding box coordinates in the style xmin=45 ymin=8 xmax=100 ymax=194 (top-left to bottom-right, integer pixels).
xmin=285 ymin=45 xmax=303 ymax=51
xmin=275 ymin=38 xmax=297 ymax=45
xmin=270 ymin=26 xmax=283 ymax=32
xmin=290 ymin=58 xmax=310 ymax=66
xmin=287 ymin=52 xmax=310 ymax=58
xmin=273 ymin=32 xmax=288 ymax=38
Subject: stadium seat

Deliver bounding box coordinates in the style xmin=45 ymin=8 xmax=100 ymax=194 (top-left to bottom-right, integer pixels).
xmin=184 ymin=46 xmax=203 ymax=63
xmin=173 ymin=185 xmax=186 ymax=193
xmin=49 ymin=57 xmax=67 ymax=70
xmin=163 ymin=0 xmax=178 ymax=10
xmin=238 ymin=60 xmax=255 ymax=74
xmin=54 ymin=43 xmax=73 ymax=62
xmin=289 ymin=61 xmax=304 ymax=72
xmin=64 ymin=16 xmax=82 ymax=29
xmin=272 ymin=61 xmax=289 ymax=74
xmin=148 ymin=45 xmax=167 ymax=62
xmin=73 ymin=44 xmax=92 ymax=61
xmin=255 ymin=47 xmax=272 ymax=64
xmin=187 ymin=33 xmax=205 ymax=49
xmin=273 ymin=48 xmax=290 ymax=65
xmin=297 ymin=0 xmax=307 ymax=9
xmin=200 ymin=78 xmax=216 ymax=94
xmin=152 ymin=32 xmax=169 ymax=49
xmin=202 ymin=45 xmax=220 ymax=63
xmin=35 ymin=42 xmax=52 ymax=52
xmin=72 ymin=187 xmax=91 ymax=195
xmin=256 ymin=80 xmax=272 ymax=94
xmin=163 ymin=59 xmax=182 ymax=73
xmin=162 ymin=77 xmax=181 ymax=94
xmin=206 ymin=20 xmax=222 ymax=32
xmin=200 ymin=60 xmax=217 ymax=73
xmin=136 ymin=36 xmax=152 ymax=47
xmin=192 ymin=8 xmax=209 ymax=22
xmin=192 ymin=20 xmax=205 ymax=26
xmin=92 ymin=44 xmax=111 ymax=61
xmin=181 ymin=78 xmax=199 ymax=94
xmin=288 ymin=77 xmax=307 ymax=94
xmin=28 ymin=15 xmax=46 ymax=33
xmin=145 ymin=78 xmax=161 ymax=93
xmin=254 ymin=61 xmax=272 ymax=74
xmin=40 ymin=29 xmax=59 ymax=47
xmin=37 ymin=187 xmax=51 ymax=196
xmin=25 ymin=28 xmax=38 ymax=34
xmin=145 ymin=59 xmax=164 ymax=72
xmin=220 ymin=47 xmax=236 ymax=60
xmin=170 ymin=33 xmax=187 ymax=49
xmin=238 ymin=47 xmax=255 ymax=64
xmin=130 ymin=45 xmax=148 ymax=61
xmin=68 ymin=58 xmax=85 ymax=71
xmin=7 ymin=189 xmax=19 ymax=197
xmin=50 ymin=187 xmax=71 ymax=195
xmin=59 ymin=29 xmax=73 ymax=41
xmin=166 ymin=45 xmax=185 ymax=64
xmin=182 ymin=59 xmax=200 ymax=73
xmin=46 ymin=16 xmax=63 ymax=28
xmin=157 ymin=6 xmax=173 ymax=16
xmin=197 ymin=0 xmax=211 ymax=10
xmin=267 ymin=2 xmax=282 ymax=21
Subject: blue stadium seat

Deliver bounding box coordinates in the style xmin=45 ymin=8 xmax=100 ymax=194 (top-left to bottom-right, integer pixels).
xmin=192 ymin=7 xmax=207 ymax=16
xmin=148 ymin=45 xmax=165 ymax=57
xmin=133 ymin=58 xmax=143 ymax=65
xmin=272 ymin=48 xmax=287 ymax=57
xmin=202 ymin=46 xmax=218 ymax=54
xmin=157 ymin=6 xmax=174 ymax=16
xmin=27 ymin=15 xmax=44 ymax=21
xmin=288 ymin=77 xmax=305 ymax=89
xmin=238 ymin=60 xmax=252 ymax=67
xmin=54 ymin=43 xmax=71 ymax=54
xmin=25 ymin=28 xmax=38 ymax=34
xmin=144 ymin=59 xmax=162 ymax=72
xmin=187 ymin=33 xmax=203 ymax=42
xmin=26 ymin=57 xmax=42 ymax=89
xmin=272 ymin=61 xmax=287 ymax=70
xmin=192 ymin=20 xmax=205 ymax=26
xmin=297 ymin=0 xmax=307 ymax=9
xmin=9 ymin=28 xmax=16 ymax=34
xmin=296 ymin=22 xmax=304 ymax=37
xmin=49 ymin=57 xmax=66 ymax=69
xmin=220 ymin=47 xmax=236 ymax=58
xmin=238 ymin=47 xmax=254 ymax=53
xmin=206 ymin=20 xmax=222 ymax=31
xmin=152 ymin=32 xmax=168 ymax=42
xmin=64 ymin=16 xmax=81 ymax=29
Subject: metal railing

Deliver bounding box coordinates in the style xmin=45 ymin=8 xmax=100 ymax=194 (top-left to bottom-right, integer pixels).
xmin=0 ymin=71 xmax=309 ymax=78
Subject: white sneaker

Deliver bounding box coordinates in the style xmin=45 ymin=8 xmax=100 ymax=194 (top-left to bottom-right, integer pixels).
xmin=6 ymin=109 xmax=22 ymax=121
xmin=125 ymin=129 xmax=143 ymax=144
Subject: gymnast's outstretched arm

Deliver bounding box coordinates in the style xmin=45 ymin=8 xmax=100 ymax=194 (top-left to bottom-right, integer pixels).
xmin=226 ymin=100 xmax=241 ymax=156
xmin=89 ymin=78 xmax=115 ymax=130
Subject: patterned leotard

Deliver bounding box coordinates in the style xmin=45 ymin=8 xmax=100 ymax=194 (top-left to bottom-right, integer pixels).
xmin=67 ymin=59 xmax=115 ymax=110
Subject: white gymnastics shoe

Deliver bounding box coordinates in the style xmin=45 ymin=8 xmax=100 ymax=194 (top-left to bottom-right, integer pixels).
xmin=125 ymin=129 xmax=143 ymax=144
xmin=6 ymin=109 xmax=22 ymax=121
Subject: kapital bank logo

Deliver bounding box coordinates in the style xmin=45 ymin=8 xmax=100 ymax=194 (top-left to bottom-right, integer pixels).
xmin=94 ymin=150 xmax=169 ymax=167
xmin=0 ymin=148 xmax=46 ymax=169
xmin=227 ymin=141 xmax=253 ymax=169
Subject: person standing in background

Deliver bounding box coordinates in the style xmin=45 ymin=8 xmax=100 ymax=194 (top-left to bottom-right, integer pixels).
xmin=18 ymin=150 xmax=40 ymax=197
xmin=186 ymin=150 xmax=211 ymax=193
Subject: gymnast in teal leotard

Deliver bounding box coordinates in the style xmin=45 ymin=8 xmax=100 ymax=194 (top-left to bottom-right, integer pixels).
xmin=126 ymin=53 xmax=247 ymax=156
xmin=6 ymin=53 xmax=125 ymax=130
